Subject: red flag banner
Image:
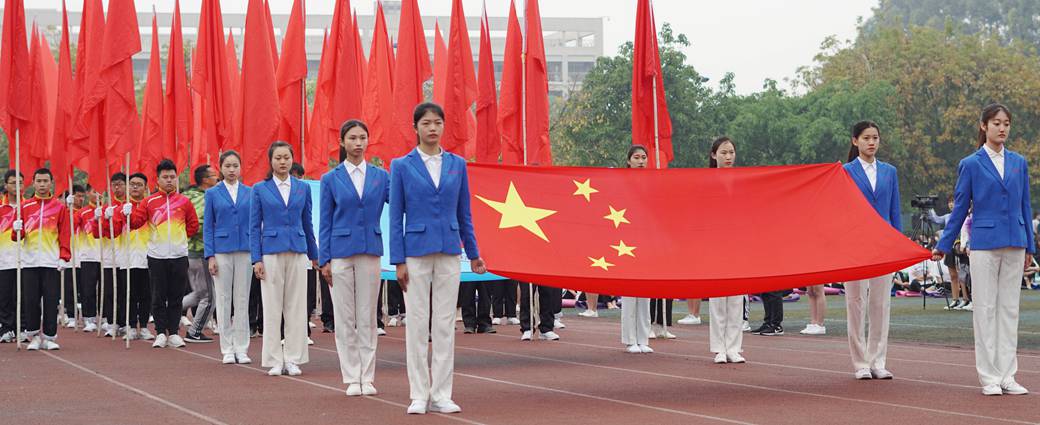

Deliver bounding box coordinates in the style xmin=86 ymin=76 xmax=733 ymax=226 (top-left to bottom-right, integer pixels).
xmin=632 ymin=0 xmax=673 ymax=168
xmin=468 ymin=163 xmax=930 ymax=298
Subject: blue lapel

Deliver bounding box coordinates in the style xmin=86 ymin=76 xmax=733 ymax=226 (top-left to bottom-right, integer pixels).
xmin=847 ymin=160 xmax=877 ymax=202
xmin=263 ymin=179 xmax=286 ymax=208
xmin=217 ymin=182 xmax=235 ymax=206
xmin=360 ymin=163 xmax=379 ymax=201
xmin=288 ymin=177 xmax=304 ymax=209
xmin=334 ymin=164 xmax=362 ymax=202
xmin=976 ymin=149 xmax=1007 ymax=190
xmin=406 ymin=149 xmax=438 ymax=191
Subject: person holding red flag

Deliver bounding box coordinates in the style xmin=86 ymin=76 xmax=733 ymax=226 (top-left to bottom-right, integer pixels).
xmin=707 ymin=137 xmax=746 ymax=364
xmin=390 ymin=103 xmax=487 ymax=415
xmin=13 ymin=168 xmax=71 ymax=350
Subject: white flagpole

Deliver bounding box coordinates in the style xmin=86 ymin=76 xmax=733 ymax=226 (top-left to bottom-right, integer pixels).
xmin=14 ymin=130 xmax=22 ymax=350
xmin=69 ymin=175 xmax=80 ymax=331
xmin=520 ymin=0 xmax=537 ymax=338
xmin=124 ymin=155 xmax=131 ymax=348
xmin=95 ymin=192 xmax=104 ymax=337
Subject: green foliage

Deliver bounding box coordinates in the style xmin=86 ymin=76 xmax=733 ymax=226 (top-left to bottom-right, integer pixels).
xmin=864 ymin=0 xmax=1040 ymax=48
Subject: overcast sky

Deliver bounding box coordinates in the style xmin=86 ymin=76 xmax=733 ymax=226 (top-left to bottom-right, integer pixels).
xmin=20 ymin=0 xmax=879 ymax=95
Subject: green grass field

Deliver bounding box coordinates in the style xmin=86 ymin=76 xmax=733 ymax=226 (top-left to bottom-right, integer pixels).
xmin=575 ymin=290 xmax=1040 ymax=350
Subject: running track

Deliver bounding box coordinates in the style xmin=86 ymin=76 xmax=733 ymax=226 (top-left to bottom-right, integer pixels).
xmin=3 ymin=317 xmax=1038 ymax=424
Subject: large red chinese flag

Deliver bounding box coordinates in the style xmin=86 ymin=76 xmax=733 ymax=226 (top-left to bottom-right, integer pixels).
xmin=524 ymin=0 xmax=552 ymax=165
xmin=304 ymin=29 xmax=331 ymax=179
xmin=389 ymin=0 xmax=430 ymax=161
xmin=0 ymin=0 xmax=30 ymax=168
xmin=497 ymin=0 xmax=523 ymax=165
xmin=476 ymin=8 xmax=501 ymax=164
xmin=469 ymin=163 xmax=930 ymax=298
xmin=441 ymin=0 xmax=477 ymax=157
xmin=276 ymin=0 xmax=307 ymax=156
xmin=52 ymin=0 xmax=77 ymax=193
xmin=238 ymin=0 xmax=281 ymax=185
xmin=362 ymin=1 xmax=396 ymax=162
xmin=191 ymin=0 xmax=233 ymax=168
xmin=164 ymin=0 xmax=192 ymax=171
xmin=139 ymin=14 xmax=164 ymax=181
xmin=632 ymin=0 xmax=673 ymax=168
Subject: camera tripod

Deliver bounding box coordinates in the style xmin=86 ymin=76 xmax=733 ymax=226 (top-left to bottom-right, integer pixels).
xmin=908 ymin=208 xmax=950 ymax=310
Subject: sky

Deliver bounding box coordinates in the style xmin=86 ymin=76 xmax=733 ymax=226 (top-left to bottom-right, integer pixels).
xmin=18 ymin=0 xmax=879 ymax=95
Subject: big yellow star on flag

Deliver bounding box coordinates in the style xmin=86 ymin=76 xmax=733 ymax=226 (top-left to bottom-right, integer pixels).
xmin=604 ymin=206 xmax=630 ymax=228
xmin=610 ymin=240 xmax=636 ymax=257
xmin=588 ymin=256 xmax=615 ymax=271
xmin=476 ymin=182 xmax=558 ymax=242
xmin=572 ymin=178 xmax=599 ymax=202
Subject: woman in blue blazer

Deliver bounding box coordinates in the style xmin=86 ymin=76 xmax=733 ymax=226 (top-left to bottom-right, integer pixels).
xmin=933 ymin=104 xmax=1033 ymax=396
xmin=318 ymin=120 xmax=389 ymax=397
xmin=842 ymin=121 xmax=901 ymax=381
xmin=204 ymin=151 xmax=253 ymax=365
xmin=390 ymin=103 xmax=487 ymax=415
xmin=250 ymin=141 xmax=318 ymax=377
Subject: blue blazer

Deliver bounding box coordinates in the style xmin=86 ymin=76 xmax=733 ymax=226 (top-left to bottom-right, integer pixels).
xmin=318 ymin=163 xmax=389 ymax=266
xmin=937 ymin=148 xmax=1034 ymax=254
xmin=843 ymin=159 xmax=903 ymax=231
xmin=203 ymin=181 xmax=252 ymax=258
xmin=249 ymin=177 xmax=319 ymax=264
xmin=389 ymin=149 xmax=480 ymax=265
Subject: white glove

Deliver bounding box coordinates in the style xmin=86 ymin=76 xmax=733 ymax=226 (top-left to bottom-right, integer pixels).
xmin=12 ymin=220 xmax=22 ymax=232
xmin=104 ymin=206 xmax=115 ymax=219
xmin=57 ymin=260 xmax=71 ymax=272
xmin=65 ymin=194 xmax=75 ymax=205
xmin=122 ymin=203 xmax=133 ymax=216
xmin=94 ymin=207 xmax=103 ymax=219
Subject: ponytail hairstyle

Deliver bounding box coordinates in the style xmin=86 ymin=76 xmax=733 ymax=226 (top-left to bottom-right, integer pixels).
xmin=708 ymin=136 xmax=734 ymax=168
xmin=266 ymin=141 xmax=294 ymax=180
xmin=847 ymin=120 xmax=880 ymax=163
xmin=626 ymin=145 xmax=649 ymax=168
xmin=339 ymin=119 xmax=370 ymax=162
xmin=977 ymin=103 xmax=1012 ymax=148
xmin=412 ymin=102 xmax=445 ymax=145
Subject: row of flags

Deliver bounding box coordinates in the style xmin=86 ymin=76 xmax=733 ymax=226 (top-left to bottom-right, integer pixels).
xmin=0 ymin=0 xmax=673 ymax=192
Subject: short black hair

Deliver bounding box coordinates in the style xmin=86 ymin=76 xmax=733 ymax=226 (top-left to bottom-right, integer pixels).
xmin=193 ymin=165 xmax=212 ymax=186
xmin=111 ymin=172 xmax=127 ymax=183
xmin=129 ymin=173 xmax=148 ymax=184
xmin=33 ymin=168 xmax=53 ymax=180
xmin=72 ymin=184 xmax=85 ymax=194
xmin=4 ymin=170 xmax=23 ymax=183
xmin=412 ymin=102 xmax=445 ymax=127
xmin=290 ymin=162 xmax=305 ymax=177
xmin=156 ymin=159 xmax=177 ymax=176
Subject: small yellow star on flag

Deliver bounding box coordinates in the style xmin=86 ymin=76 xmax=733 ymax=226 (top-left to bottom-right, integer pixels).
xmin=588 ymin=256 xmax=615 ymax=271
xmin=610 ymin=240 xmax=636 ymax=257
xmin=572 ymin=179 xmax=599 ymax=202
xmin=476 ymin=182 xmax=558 ymax=242
xmin=603 ymin=206 xmax=630 ymax=228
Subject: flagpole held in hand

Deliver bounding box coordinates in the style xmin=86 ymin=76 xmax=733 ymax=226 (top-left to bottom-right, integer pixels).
xmin=14 ymin=130 xmax=23 ymax=350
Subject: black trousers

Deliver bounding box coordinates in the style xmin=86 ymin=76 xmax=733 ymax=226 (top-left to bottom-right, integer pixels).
xmin=22 ymin=267 xmax=60 ymax=337
xmin=518 ymin=282 xmax=555 ymax=333
xmin=385 ymin=280 xmax=405 ymax=316
xmin=97 ymin=267 xmax=118 ymax=324
xmin=650 ymin=299 xmax=673 ymax=326
xmin=249 ymin=273 xmax=263 ymax=332
xmin=306 ymin=269 xmax=334 ymax=326
xmin=0 ymin=269 xmax=15 ymax=335
xmin=490 ymin=280 xmax=517 ymax=318
xmin=77 ymin=262 xmax=100 ymax=318
xmin=148 ymin=257 xmax=189 ymax=335
xmin=759 ymin=290 xmax=784 ymax=327
xmin=116 ymin=269 xmax=151 ymax=328
xmin=62 ymin=268 xmax=76 ymax=318
xmin=459 ymin=281 xmax=491 ymax=329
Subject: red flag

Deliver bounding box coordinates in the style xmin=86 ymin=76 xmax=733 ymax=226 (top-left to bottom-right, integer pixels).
xmin=469 ymin=163 xmax=930 ymax=298
xmin=237 ymin=0 xmax=281 ymax=185
xmin=276 ymin=0 xmax=307 ymax=156
xmin=139 ymin=14 xmax=164 ymax=181
xmin=37 ymin=30 xmax=58 ymax=172
xmin=362 ymin=1 xmax=396 ymax=162
xmin=163 ymin=0 xmax=192 ymax=172
xmin=263 ymin=0 xmax=280 ymax=69
xmin=441 ymin=0 xmax=478 ymax=157
xmin=497 ymin=0 xmax=523 ymax=165
xmin=191 ymin=0 xmax=233 ymax=168
xmin=319 ymin=0 xmax=364 ymax=158
xmin=225 ymin=32 xmax=241 ymax=162
xmin=389 ymin=0 xmax=430 ymax=161
xmin=304 ymin=29 xmax=331 ymax=179
xmin=632 ymin=0 xmax=673 ymax=168
xmin=524 ymin=0 xmax=552 ymax=165
xmin=0 ymin=0 xmax=30 ymax=167
xmin=353 ymin=10 xmax=367 ymax=86
xmin=73 ymin=0 xmax=106 ymax=191
xmin=476 ymin=8 xmax=501 ymax=164
xmin=23 ymin=25 xmax=46 ymax=173
xmin=432 ymin=23 xmax=447 ymax=105
xmin=51 ymin=0 xmax=77 ymax=193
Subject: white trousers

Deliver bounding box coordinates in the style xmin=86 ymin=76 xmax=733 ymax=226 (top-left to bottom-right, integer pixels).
xmin=404 ymin=254 xmax=461 ymax=402
xmin=709 ymin=296 xmax=744 ymax=355
xmin=330 ymin=255 xmax=381 ymax=385
xmin=620 ymin=297 xmax=650 ymax=346
xmin=214 ymin=252 xmax=252 ymax=355
xmin=845 ymin=274 xmax=892 ymax=370
xmin=969 ymin=248 xmax=1024 ymax=386
xmin=260 ymin=252 xmax=309 ymax=368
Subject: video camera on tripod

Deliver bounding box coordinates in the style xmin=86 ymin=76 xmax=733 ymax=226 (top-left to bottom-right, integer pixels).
xmin=910 ymin=195 xmax=939 ymax=210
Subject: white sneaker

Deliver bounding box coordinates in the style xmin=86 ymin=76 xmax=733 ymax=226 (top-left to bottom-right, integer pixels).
xmin=961 ymin=302 xmax=973 ymax=311
xmin=42 ymin=339 xmax=60 ymax=350
xmin=307 ymin=337 xmax=314 ymax=345
xmin=168 ymin=334 xmax=186 ymax=348
xmin=491 ymin=317 xmax=501 ymax=325
xmin=222 ymin=354 xmax=237 ymax=364
xmin=138 ymin=328 xmax=155 ymax=341
xmin=1001 ymin=381 xmax=1028 ymax=395
xmin=388 ymin=317 xmax=400 ymax=327
xmin=152 ymin=333 xmax=168 ymax=348
xmin=742 ymin=320 xmax=752 ymax=332
xmin=308 ymin=321 xmax=316 ymax=329
xmin=103 ymin=326 xmax=117 ymax=337
xmin=268 ymin=364 xmax=283 ymax=376
xmin=236 ymin=353 xmax=252 ymax=364
xmin=626 ymin=344 xmax=642 ymax=353
xmin=554 ymin=319 xmax=565 ymax=329
xmin=507 ymin=317 xmax=521 ymax=325
xmin=345 ymin=383 xmax=362 ymax=396
xmin=64 ymin=317 xmax=77 ymax=328
xmin=659 ymin=329 xmax=677 ymax=339
xmin=854 ymin=368 xmax=873 ymax=380
xmin=982 ymin=384 xmax=1002 ymax=396
xmin=946 ymin=299 xmax=963 ymax=310
xmin=180 ymin=316 xmax=192 ymax=327
xmin=83 ymin=321 xmax=97 ymax=333
xmin=638 ymin=344 xmax=653 ymax=353
xmin=285 ymin=362 xmax=302 ymax=376
xmin=376 ymin=328 xmax=387 ymax=336
xmin=713 ymin=353 xmax=727 ymax=364
xmin=520 ymin=330 xmax=532 ymax=341
xmin=800 ymin=324 xmax=826 ymax=335
xmin=538 ymin=331 xmax=560 ymax=340
xmin=677 ymin=314 xmax=701 ymax=325
xmin=430 ymin=400 xmax=461 ymax=414
xmin=871 ymin=368 xmax=893 ymax=379
xmin=361 ymin=383 xmax=378 ymax=396
xmin=727 ymin=353 xmax=746 ymax=363
xmin=126 ymin=328 xmax=138 ymax=341
xmin=578 ymin=309 xmax=598 ymax=318
xmin=26 ymin=336 xmax=42 ymax=350
xmin=407 ymin=400 xmax=428 ymax=414
xmin=0 ymin=331 xmax=13 ymax=343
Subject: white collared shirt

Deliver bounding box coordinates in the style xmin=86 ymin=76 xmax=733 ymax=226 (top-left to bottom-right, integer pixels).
xmin=858 ymin=156 xmax=878 ymax=192
xmin=225 ymin=180 xmax=239 ymax=204
xmin=983 ymin=144 xmax=1005 ymax=179
xmin=417 ymin=147 xmax=444 ymax=189
xmin=273 ymin=175 xmax=291 ymax=205
xmin=343 ymin=160 xmax=366 ymax=199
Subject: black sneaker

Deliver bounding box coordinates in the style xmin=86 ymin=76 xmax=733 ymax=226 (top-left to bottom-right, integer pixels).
xmin=477 ymin=325 xmax=496 ymax=334
xmin=184 ymin=332 xmax=214 ymax=343
xmin=322 ymin=323 xmax=334 ymax=333
xmin=463 ymin=327 xmax=476 ymax=334
xmin=761 ymin=325 xmax=784 ymax=336
xmin=751 ymin=324 xmax=768 ymax=335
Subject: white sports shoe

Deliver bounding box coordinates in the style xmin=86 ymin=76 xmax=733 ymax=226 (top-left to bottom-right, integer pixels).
xmin=507 ymin=317 xmax=521 ymax=325
xmin=638 ymin=344 xmax=654 ymax=353
xmin=429 ymin=400 xmax=461 ymax=414
xmin=138 ymin=328 xmax=155 ymax=341
xmin=376 ymin=328 xmax=387 ymax=336
xmin=626 ymin=344 xmax=642 ymax=353
xmin=388 ymin=317 xmax=400 ymax=327
xmin=491 ymin=317 xmax=501 ymax=325
xmin=799 ymin=324 xmax=826 ymax=335
xmin=152 ymin=333 xmax=168 ymax=348
xmin=361 ymin=383 xmax=378 ymax=396
xmin=168 ymin=334 xmax=186 ymax=348
xmin=236 ymin=353 xmax=252 ymax=364
xmin=83 ymin=321 xmax=98 ymax=333
xmin=64 ymin=317 xmax=77 ymax=328
xmin=714 ymin=353 xmax=727 ymax=363
xmin=26 ymin=336 xmax=42 ymax=351
xmin=180 ymin=316 xmax=192 ymax=327
xmin=42 ymin=339 xmax=60 ymax=350
xmin=345 ymin=383 xmax=363 ymax=396
xmin=553 ymin=319 xmax=565 ymax=329
xmin=677 ymin=314 xmax=701 ymax=325
xmin=222 ymin=354 xmax=237 ymax=364
xmin=578 ymin=310 xmax=598 ymax=318
xmin=268 ymin=364 xmax=283 ymax=376
xmin=285 ymin=362 xmax=302 ymax=376
xmin=538 ymin=331 xmax=560 ymax=340
xmin=407 ymin=400 xmax=428 ymax=414
xmin=741 ymin=320 xmax=752 ymax=332
xmin=520 ymin=330 xmax=532 ymax=341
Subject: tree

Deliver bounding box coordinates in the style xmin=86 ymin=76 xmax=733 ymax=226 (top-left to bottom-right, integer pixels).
xmin=864 ymin=0 xmax=1040 ymax=49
